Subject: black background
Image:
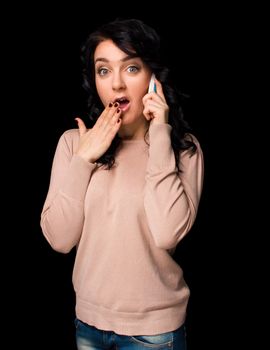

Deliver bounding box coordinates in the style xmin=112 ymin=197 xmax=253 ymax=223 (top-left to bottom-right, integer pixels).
xmin=6 ymin=4 xmax=247 ymax=349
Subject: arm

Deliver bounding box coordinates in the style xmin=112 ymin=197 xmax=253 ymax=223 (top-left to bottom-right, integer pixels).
xmin=40 ymin=130 xmax=96 ymax=253
xmin=41 ymin=104 xmax=122 ymax=253
xmin=144 ymin=123 xmax=204 ymax=250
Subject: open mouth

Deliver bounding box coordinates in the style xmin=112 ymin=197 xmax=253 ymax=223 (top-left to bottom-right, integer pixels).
xmin=114 ymin=97 xmax=130 ymax=111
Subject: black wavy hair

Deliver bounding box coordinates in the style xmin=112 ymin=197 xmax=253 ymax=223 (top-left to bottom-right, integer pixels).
xmin=81 ymin=18 xmax=197 ymax=170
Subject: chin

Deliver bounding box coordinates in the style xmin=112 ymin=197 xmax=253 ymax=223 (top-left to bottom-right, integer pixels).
xmin=121 ymin=117 xmax=132 ymax=125
xmin=121 ymin=111 xmax=143 ymax=124
xmin=120 ymin=114 xmax=134 ymax=125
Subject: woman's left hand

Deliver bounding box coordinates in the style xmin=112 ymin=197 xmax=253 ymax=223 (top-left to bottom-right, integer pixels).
xmin=142 ymin=78 xmax=169 ymax=124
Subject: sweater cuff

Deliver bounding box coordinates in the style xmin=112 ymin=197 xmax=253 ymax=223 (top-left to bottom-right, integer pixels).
xmin=61 ymin=155 xmax=96 ymax=201
xmin=148 ymin=123 xmax=175 ymax=170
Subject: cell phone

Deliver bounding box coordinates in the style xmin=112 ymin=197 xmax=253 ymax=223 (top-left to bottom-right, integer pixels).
xmin=148 ymin=73 xmax=157 ymax=93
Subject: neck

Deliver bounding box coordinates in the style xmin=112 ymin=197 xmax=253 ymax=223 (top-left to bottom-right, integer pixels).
xmin=118 ymin=118 xmax=149 ymax=140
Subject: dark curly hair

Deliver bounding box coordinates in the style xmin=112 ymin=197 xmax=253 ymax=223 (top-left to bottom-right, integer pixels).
xmin=81 ymin=18 xmax=197 ymax=170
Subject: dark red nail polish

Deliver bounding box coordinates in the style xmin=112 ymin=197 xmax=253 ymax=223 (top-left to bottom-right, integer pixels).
xmin=109 ymin=102 xmax=113 ymax=107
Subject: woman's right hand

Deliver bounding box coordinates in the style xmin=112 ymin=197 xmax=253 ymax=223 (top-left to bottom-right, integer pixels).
xmin=75 ymin=102 xmax=122 ymax=163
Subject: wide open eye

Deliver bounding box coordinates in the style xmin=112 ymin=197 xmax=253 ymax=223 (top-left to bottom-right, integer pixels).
xmin=97 ymin=68 xmax=109 ymax=76
xmin=127 ymin=65 xmax=139 ymax=73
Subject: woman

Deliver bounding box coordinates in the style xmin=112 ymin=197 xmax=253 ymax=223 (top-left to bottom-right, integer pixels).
xmin=41 ymin=18 xmax=204 ymax=350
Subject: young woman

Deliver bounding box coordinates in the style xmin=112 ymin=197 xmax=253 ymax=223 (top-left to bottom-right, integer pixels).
xmin=41 ymin=18 xmax=204 ymax=350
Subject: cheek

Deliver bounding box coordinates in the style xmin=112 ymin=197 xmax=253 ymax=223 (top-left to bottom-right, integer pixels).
xmin=134 ymin=89 xmax=147 ymax=107
xmin=132 ymin=84 xmax=146 ymax=101
xmin=95 ymin=79 xmax=107 ymax=106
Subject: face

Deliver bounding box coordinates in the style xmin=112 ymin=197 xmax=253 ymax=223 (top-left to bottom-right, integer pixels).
xmin=94 ymin=39 xmax=151 ymax=131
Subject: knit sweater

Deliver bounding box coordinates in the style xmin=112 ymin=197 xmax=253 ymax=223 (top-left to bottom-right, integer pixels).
xmin=41 ymin=123 xmax=204 ymax=336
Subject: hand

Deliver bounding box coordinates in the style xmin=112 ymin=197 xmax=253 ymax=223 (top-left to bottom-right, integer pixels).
xmin=142 ymin=78 xmax=169 ymax=124
xmin=75 ymin=102 xmax=122 ymax=163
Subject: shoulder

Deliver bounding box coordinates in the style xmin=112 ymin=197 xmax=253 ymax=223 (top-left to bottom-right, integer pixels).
xmin=57 ymin=128 xmax=80 ymax=155
xmin=185 ymin=133 xmax=200 ymax=146
xmin=180 ymin=133 xmax=204 ymax=175
xmin=61 ymin=128 xmax=80 ymax=140
xmin=183 ymin=133 xmax=203 ymax=155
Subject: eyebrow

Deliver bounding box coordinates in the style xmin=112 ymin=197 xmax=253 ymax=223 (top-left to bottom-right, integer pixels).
xmin=94 ymin=55 xmax=139 ymax=65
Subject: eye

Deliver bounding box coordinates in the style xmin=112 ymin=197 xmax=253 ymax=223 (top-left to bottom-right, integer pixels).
xmin=97 ymin=68 xmax=108 ymax=76
xmin=127 ymin=65 xmax=139 ymax=73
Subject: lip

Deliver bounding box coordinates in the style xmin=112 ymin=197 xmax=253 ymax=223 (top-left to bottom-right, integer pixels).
xmin=119 ymin=102 xmax=130 ymax=112
xmin=113 ymin=96 xmax=129 ymax=103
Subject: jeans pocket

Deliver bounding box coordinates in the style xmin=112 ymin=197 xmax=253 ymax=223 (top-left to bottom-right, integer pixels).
xmin=74 ymin=318 xmax=89 ymax=332
xmin=130 ymin=330 xmax=173 ymax=347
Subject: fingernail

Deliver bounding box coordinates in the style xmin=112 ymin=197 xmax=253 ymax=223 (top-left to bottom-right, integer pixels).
xmin=114 ymin=102 xmax=119 ymax=107
xmin=109 ymin=102 xmax=113 ymax=107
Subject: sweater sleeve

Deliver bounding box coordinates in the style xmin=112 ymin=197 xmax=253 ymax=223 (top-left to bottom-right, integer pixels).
xmin=144 ymin=123 xmax=204 ymax=250
xmin=40 ymin=130 xmax=96 ymax=253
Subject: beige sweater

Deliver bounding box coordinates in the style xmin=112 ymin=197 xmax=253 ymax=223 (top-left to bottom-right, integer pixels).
xmin=41 ymin=123 xmax=204 ymax=336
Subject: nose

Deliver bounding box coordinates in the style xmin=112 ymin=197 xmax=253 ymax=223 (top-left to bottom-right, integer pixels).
xmin=112 ymin=72 xmax=126 ymax=91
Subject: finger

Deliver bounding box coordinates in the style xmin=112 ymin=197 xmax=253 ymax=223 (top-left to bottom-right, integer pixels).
xmin=102 ymin=113 xmax=122 ymax=143
xmin=142 ymin=92 xmax=162 ymax=107
xmin=75 ymin=118 xmax=87 ymax=136
xmin=144 ymin=99 xmax=160 ymax=111
xmin=103 ymin=107 xmax=122 ymax=134
xmin=109 ymin=115 xmax=122 ymax=136
xmin=106 ymin=102 xmax=120 ymax=122
xmin=143 ymin=106 xmax=154 ymax=120
xmin=96 ymin=102 xmax=119 ymax=128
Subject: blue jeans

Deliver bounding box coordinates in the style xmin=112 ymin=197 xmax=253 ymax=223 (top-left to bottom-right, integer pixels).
xmin=75 ymin=318 xmax=187 ymax=349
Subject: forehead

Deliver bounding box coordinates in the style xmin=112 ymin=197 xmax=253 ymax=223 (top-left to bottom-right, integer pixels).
xmin=94 ymin=40 xmax=127 ymax=61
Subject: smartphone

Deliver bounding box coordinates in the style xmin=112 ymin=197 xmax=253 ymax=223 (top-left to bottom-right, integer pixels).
xmin=148 ymin=73 xmax=157 ymax=93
